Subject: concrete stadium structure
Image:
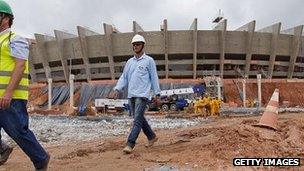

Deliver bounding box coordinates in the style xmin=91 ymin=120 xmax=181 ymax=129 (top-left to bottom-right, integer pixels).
xmin=29 ymin=19 xmax=304 ymax=83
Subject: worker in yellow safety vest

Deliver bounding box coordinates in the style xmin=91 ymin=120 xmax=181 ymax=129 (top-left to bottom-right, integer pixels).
xmin=0 ymin=1 xmax=49 ymax=170
xmin=194 ymin=95 xmax=212 ymax=118
xmin=210 ymin=98 xmax=221 ymax=116
xmin=194 ymin=96 xmax=205 ymax=116
xmin=214 ymin=98 xmax=222 ymax=116
xmin=204 ymin=96 xmax=212 ymax=116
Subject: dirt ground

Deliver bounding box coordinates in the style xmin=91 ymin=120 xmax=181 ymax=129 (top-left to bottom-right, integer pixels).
xmin=1 ymin=113 xmax=304 ymax=171
xmin=223 ymin=80 xmax=304 ymax=107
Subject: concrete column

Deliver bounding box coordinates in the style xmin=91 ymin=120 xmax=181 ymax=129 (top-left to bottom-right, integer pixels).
xmin=235 ymin=21 xmax=256 ymax=77
xmin=242 ymin=79 xmax=246 ymax=108
xmin=69 ymin=74 xmax=74 ymax=108
xmin=257 ymin=74 xmax=262 ymax=108
xmin=213 ymin=19 xmax=227 ymax=79
xmin=77 ymin=26 xmax=100 ymax=81
xmin=286 ymin=25 xmax=304 ymax=78
xmin=190 ymin=18 xmax=198 ymax=79
xmin=54 ymin=30 xmax=77 ymax=83
xmin=216 ymin=77 xmax=221 ymax=100
xmin=47 ymin=78 xmax=52 ymax=110
xmin=163 ymin=19 xmax=169 ymax=79
xmin=258 ymin=23 xmax=281 ymax=78
xmin=103 ymin=23 xmax=116 ymax=80
xmin=34 ymin=34 xmax=54 ymax=80
xmin=133 ymin=21 xmax=144 ymax=33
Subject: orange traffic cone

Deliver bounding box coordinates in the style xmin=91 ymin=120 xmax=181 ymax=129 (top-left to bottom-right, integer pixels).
xmin=254 ymin=89 xmax=279 ymax=130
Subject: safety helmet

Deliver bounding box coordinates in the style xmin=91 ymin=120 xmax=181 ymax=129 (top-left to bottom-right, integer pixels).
xmin=0 ymin=0 xmax=13 ymax=16
xmin=131 ymin=34 xmax=145 ymax=44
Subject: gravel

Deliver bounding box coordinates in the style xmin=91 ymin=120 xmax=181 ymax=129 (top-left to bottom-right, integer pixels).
xmin=1 ymin=115 xmax=205 ymax=145
xmin=4 ymin=107 xmax=302 ymax=145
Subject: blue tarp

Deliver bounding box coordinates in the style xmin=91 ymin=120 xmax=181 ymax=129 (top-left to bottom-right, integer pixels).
xmin=40 ymin=85 xmax=80 ymax=108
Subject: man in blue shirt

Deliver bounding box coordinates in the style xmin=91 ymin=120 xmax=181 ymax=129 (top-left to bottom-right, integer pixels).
xmin=109 ymin=34 xmax=160 ymax=154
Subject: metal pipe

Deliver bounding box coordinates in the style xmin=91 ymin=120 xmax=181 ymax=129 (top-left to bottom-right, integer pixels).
xmin=257 ymin=74 xmax=262 ymax=108
xmin=47 ymin=78 xmax=52 ymax=110
xmin=69 ymin=74 xmax=75 ymax=108
xmin=242 ymin=79 xmax=246 ymax=108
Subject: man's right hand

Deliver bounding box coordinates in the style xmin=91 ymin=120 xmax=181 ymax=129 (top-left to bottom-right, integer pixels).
xmin=108 ymin=90 xmax=119 ymax=99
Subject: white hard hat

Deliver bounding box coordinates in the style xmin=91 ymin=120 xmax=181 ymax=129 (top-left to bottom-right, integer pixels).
xmin=131 ymin=34 xmax=145 ymax=44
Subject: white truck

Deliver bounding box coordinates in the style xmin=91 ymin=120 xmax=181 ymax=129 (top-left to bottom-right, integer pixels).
xmin=94 ymin=87 xmax=195 ymax=112
xmin=94 ymin=99 xmax=129 ymax=113
xmin=160 ymin=87 xmax=194 ymax=96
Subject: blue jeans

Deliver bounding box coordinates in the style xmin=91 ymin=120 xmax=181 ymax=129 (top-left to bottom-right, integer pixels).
xmin=0 ymin=100 xmax=48 ymax=169
xmin=127 ymin=97 xmax=156 ymax=148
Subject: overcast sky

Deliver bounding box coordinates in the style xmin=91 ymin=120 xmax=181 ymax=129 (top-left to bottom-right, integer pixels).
xmin=7 ymin=0 xmax=304 ymax=38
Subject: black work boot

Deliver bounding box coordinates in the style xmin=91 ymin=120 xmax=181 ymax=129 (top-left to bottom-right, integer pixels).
xmin=0 ymin=146 xmax=13 ymax=165
xmin=35 ymin=153 xmax=50 ymax=171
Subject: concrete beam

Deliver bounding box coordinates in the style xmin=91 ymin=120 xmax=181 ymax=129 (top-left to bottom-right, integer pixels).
xmin=235 ymin=21 xmax=256 ymax=77
xmin=189 ymin=18 xmax=196 ymax=30
xmin=103 ymin=23 xmax=116 ymax=80
xmin=235 ymin=20 xmax=255 ymax=31
xmin=34 ymin=34 xmax=54 ymax=80
xmin=77 ymin=26 xmax=99 ymax=35
xmin=77 ymin=26 xmax=99 ymax=81
xmin=258 ymin=22 xmax=281 ymax=78
xmin=28 ymin=45 xmax=37 ymax=83
xmin=287 ymin=25 xmax=304 ymax=78
xmin=111 ymin=24 xmax=121 ymax=34
xmin=190 ymin=18 xmax=198 ymax=79
xmin=257 ymin=22 xmax=281 ymax=33
xmin=133 ymin=21 xmax=144 ymax=33
xmin=213 ymin=19 xmax=227 ymax=78
xmin=54 ymin=30 xmax=77 ymax=83
xmin=163 ymin=19 xmax=169 ymax=79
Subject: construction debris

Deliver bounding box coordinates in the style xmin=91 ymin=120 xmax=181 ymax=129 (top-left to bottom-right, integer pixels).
xmin=1 ymin=115 xmax=204 ymax=145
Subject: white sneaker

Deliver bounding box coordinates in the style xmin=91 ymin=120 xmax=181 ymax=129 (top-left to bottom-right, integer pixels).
xmin=145 ymin=137 xmax=159 ymax=148
xmin=123 ymin=146 xmax=133 ymax=154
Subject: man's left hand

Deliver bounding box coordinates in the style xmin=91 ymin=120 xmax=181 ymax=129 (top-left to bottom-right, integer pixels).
xmin=0 ymin=91 xmax=13 ymax=109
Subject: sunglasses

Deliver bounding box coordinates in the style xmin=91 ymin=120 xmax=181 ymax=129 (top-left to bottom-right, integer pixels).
xmin=133 ymin=43 xmax=143 ymax=47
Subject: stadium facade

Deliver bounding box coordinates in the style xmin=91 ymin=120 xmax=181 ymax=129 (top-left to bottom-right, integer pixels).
xmin=29 ymin=19 xmax=304 ymax=83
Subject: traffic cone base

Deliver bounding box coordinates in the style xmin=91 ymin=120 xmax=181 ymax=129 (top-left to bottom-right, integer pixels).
xmin=253 ymin=89 xmax=279 ymax=130
xmin=254 ymin=112 xmax=278 ymax=130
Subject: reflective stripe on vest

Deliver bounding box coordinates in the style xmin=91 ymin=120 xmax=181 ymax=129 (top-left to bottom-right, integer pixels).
xmin=0 ymin=71 xmax=28 ymax=78
xmin=0 ymin=31 xmax=29 ymax=100
xmin=0 ymin=84 xmax=28 ymax=90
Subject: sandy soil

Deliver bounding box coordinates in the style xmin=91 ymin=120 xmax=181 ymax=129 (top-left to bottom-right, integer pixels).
xmin=1 ymin=113 xmax=304 ymax=171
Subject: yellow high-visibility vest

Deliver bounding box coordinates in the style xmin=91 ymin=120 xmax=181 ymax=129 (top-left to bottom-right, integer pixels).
xmin=0 ymin=31 xmax=29 ymax=100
